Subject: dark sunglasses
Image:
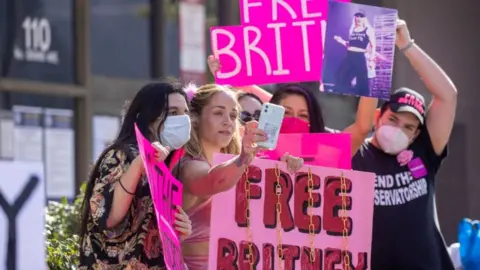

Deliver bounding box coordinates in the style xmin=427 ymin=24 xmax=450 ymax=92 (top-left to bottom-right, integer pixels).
xmin=240 ymin=110 xmax=261 ymax=124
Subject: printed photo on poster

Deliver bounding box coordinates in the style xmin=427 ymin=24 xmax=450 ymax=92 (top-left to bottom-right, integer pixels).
xmin=321 ymin=1 xmax=397 ymax=100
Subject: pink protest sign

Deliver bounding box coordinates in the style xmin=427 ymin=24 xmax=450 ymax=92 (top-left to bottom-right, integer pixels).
xmin=210 ymin=21 xmax=323 ymax=86
xmin=135 ymin=124 xmax=185 ymax=270
xmin=260 ymin=133 xmax=352 ymax=169
xmin=209 ymin=154 xmax=375 ymax=269
xmin=210 ymin=0 xmax=351 ymax=86
xmin=239 ymin=0 xmax=351 ymax=25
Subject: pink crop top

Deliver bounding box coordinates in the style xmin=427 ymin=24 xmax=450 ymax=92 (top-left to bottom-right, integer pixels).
xmin=177 ymin=155 xmax=212 ymax=243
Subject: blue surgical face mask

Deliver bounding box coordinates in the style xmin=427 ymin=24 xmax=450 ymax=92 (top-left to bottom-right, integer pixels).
xmin=160 ymin=115 xmax=191 ymax=149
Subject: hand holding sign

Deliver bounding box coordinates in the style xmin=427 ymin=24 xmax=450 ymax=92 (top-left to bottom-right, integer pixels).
xmin=207 ymin=55 xmax=221 ymax=76
xmin=152 ymin=141 xmax=171 ymax=162
xmin=174 ymin=205 xmax=193 ymax=242
xmin=280 ymin=152 xmax=304 ymax=173
xmin=135 ymin=125 xmax=185 ymax=270
xmin=395 ymin=19 xmax=413 ymax=49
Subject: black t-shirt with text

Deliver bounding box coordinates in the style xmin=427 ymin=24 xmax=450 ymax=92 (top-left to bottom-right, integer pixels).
xmin=352 ymin=126 xmax=454 ymax=270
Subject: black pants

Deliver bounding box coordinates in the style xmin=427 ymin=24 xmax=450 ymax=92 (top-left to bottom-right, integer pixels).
xmin=335 ymin=51 xmax=370 ymax=96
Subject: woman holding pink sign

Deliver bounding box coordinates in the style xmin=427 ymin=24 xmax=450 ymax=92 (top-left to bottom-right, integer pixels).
xmin=79 ymin=82 xmax=193 ymax=269
xmin=175 ymin=84 xmax=304 ymax=269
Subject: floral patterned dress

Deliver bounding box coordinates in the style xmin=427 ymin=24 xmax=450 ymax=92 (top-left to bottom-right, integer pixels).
xmin=79 ymin=146 xmax=166 ymax=270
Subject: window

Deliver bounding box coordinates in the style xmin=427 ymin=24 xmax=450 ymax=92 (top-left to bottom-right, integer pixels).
xmin=1 ymin=0 xmax=75 ymax=84
xmin=90 ymin=0 xmax=151 ymax=79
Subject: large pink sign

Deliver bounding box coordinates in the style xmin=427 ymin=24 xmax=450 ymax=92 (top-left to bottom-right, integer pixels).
xmin=239 ymin=0 xmax=350 ymax=25
xmin=260 ymin=133 xmax=352 ymax=169
xmin=208 ymin=154 xmax=375 ymax=269
xmin=210 ymin=22 xmax=323 ymax=86
xmin=135 ymin=124 xmax=185 ymax=270
xmin=210 ymin=0 xmax=350 ymax=86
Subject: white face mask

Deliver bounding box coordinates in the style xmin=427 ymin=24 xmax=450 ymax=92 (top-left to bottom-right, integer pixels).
xmin=376 ymin=125 xmax=410 ymax=155
xmin=160 ymin=115 xmax=191 ymax=150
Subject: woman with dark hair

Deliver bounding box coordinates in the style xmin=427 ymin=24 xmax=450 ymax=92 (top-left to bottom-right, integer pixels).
xmin=269 ymin=84 xmax=327 ymax=134
xmin=78 ymin=82 xmax=192 ymax=269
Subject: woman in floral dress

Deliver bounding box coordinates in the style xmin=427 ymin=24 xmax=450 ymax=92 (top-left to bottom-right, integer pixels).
xmin=79 ymin=82 xmax=192 ymax=269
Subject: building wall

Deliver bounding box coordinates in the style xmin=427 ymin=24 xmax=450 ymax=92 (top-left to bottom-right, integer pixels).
xmin=91 ymin=76 xmax=148 ymax=116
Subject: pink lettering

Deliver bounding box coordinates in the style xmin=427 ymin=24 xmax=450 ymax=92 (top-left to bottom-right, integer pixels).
xmin=211 ymin=0 xmax=331 ymax=85
xmin=242 ymin=0 xmax=263 ymax=24
xmin=300 ymin=0 xmax=322 ymax=18
xmin=243 ymin=26 xmax=272 ymax=76
xmin=272 ymin=0 xmax=297 ymax=21
xmin=211 ymin=29 xmax=242 ymax=79
xmin=292 ymin=20 xmax=316 ymax=72
xmin=398 ymin=96 xmax=424 ymax=114
xmin=267 ymin=22 xmax=290 ymax=75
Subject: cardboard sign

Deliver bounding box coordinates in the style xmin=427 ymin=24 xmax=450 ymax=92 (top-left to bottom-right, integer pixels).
xmin=210 ymin=21 xmax=323 ymax=86
xmin=239 ymin=0 xmax=350 ymax=24
xmin=260 ymin=133 xmax=352 ymax=169
xmin=135 ymin=124 xmax=185 ymax=270
xmin=208 ymin=154 xmax=375 ymax=269
xmin=211 ymin=0 xmax=351 ymax=86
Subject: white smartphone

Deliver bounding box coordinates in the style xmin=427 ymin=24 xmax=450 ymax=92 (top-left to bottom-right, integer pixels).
xmin=257 ymin=103 xmax=285 ymax=150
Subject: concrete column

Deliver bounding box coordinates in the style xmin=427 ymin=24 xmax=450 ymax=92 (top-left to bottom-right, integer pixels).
xmin=74 ymin=0 xmax=93 ymax=189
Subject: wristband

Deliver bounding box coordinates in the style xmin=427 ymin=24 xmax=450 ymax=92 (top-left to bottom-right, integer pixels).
xmin=400 ymin=39 xmax=415 ymax=52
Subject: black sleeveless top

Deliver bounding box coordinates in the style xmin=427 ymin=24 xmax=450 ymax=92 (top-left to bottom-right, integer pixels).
xmin=348 ymin=27 xmax=370 ymax=49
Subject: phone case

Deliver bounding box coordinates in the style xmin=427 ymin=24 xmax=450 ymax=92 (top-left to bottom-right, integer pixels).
xmin=257 ymin=103 xmax=285 ymax=150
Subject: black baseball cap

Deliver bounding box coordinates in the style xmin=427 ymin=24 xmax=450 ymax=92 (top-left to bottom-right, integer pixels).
xmin=354 ymin=10 xmax=366 ymax=17
xmin=385 ymin=87 xmax=426 ymax=125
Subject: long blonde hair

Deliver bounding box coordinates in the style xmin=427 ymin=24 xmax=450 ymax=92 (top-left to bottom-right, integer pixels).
xmin=349 ymin=16 xmax=373 ymax=35
xmin=183 ymin=84 xmax=242 ymax=158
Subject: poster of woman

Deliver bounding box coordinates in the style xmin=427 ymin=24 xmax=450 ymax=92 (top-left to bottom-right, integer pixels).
xmin=322 ymin=1 xmax=398 ymax=100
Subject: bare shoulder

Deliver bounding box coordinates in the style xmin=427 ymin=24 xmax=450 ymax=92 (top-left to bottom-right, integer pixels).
xmin=180 ymin=159 xmax=211 ymax=183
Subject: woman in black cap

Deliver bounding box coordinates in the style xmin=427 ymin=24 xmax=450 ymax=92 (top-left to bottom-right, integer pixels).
xmin=333 ymin=10 xmax=376 ymax=96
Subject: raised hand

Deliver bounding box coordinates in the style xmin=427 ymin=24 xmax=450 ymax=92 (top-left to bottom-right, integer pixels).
xmin=207 ymin=55 xmax=221 ymax=75
xmin=281 ymin=152 xmax=304 ymax=173
xmin=238 ymin=121 xmax=267 ymax=166
xmin=395 ymin=19 xmax=412 ymax=49
xmin=174 ymin=206 xmax=192 ymax=242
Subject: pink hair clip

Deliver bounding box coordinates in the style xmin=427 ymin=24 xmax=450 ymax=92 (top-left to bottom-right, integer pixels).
xmin=184 ymin=83 xmax=198 ymax=101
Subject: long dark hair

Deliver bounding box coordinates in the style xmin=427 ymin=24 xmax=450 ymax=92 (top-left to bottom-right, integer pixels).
xmin=269 ymin=84 xmax=326 ymax=133
xmin=79 ymin=81 xmax=186 ymax=245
